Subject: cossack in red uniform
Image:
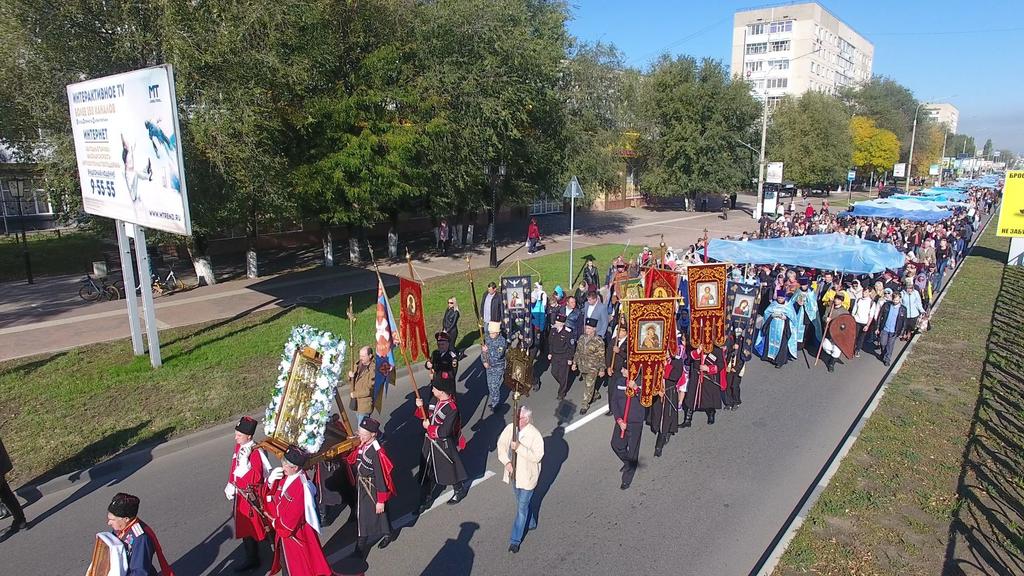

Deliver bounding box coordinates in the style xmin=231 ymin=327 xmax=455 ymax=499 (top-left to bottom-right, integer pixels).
xmin=265 ymin=448 xmax=332 ymax=576
xmin=229 ymin=441 xmax=271 ymax=541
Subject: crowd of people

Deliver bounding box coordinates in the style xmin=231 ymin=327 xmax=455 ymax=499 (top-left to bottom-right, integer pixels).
xmin=0 ymin=183 xmax=1000 ymax=576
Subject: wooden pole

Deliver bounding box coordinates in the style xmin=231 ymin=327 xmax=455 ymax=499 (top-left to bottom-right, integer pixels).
xmin=465 ymin=256 xmax=486 ymax=342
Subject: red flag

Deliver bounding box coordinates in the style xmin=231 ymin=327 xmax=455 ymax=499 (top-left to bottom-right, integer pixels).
xmin=399 ymin=277 xmax=429 ymax=361
xmin=644 ymin=267 xmax=678 ymax=299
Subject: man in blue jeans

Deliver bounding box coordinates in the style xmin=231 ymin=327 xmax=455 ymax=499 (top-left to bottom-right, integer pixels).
xmin=876 ymin=292 xmax=907 ymax=366
xmin=497 ymin=406 xmax=545 ymax=553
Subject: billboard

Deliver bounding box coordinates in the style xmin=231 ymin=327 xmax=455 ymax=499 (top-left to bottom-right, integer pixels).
xmin=66 ymin=65 xmax=192 ymax=235
xmin=996 ymin=171 xmax=1024 ymax=238
xmin=928 ymin=164 xmax=940 ymax=176
xmin=893 ymin=163 xmax=907 ymax=178
xmin=766 ymin=161 xmax=783 ymax=184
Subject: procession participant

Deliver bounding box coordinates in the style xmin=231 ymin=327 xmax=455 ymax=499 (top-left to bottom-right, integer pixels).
xmin=583 ymin=257 xmax=600 ymax=291
xmin=564 ymin=295 xmax=582 ymax=334
xmin=0 ymin=436 xmax=27 ymax=538
xmin=790 ymin=277 xmax=821 ymax=351
xmin=414 ymin=375 xmax=468 ymax=510
xmin=224 ymin=416 xmax=272 ymax=573
xmin=425 ymin=331 xmax=459 ymax=392
xmin=875 ymin=291 xmax=906 ymax=366
xmin=106 ymin=493 xmax=175 ymax=576
xmin=605 ymin=323 xmax=629 ymax=416
xmin=900 ymin=279 xmax=925 ymax=341
xmin=723 ymin=328 xmax=746 ymax=410
xmin=348 ymin=346 xmax=376 ymax=426
xmin=582 ymin=290 xmax=609 ymax=340
xmin=572 ymin=317 xmax=606 ymax=415
xmin=481 ymin=282 xmax=502 ymax=327
xmin=548 ymin=313 xmax=577 ymax=400
xmin=607 ymin=293 xmax=622 ymax=341
xmin=610 ymin=364 xmax=645 ymax=490
xmin=345 ymin=418 xmax=395 ymax=557
xmin=441 ymin=297 xmax=461 ymax=354
xmin=757 ymin=289 xmax=797 ymax=369
xmin=650 ymin=349 xmax=684 ymax=457
xmin=820 ymin=295 xmax=849 ymax=373
xmin=482 ymin=321 xmax=508 ymax=411
xmin=265 ymin=447 xmax=332 ymax=576
xmin=683 ymin=342 xmax=725 ymax=426
xmin=850 ymin=286 xmax=875 ymax=357
xmin=497 ymin=406 xmax=545 ymax=553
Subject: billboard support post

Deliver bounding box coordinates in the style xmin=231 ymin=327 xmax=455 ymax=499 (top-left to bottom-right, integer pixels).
xmin=133 ymin=225 xmax=162 ymax=367
xmin=115 ymin=220 xmax=144 ymax=356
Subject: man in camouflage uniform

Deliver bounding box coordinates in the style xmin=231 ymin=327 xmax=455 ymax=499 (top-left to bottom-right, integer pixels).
xmin=572 ymin=317 xmax=606 ymax=415
xmin=481 ymin=321 xmax=508 ymax=411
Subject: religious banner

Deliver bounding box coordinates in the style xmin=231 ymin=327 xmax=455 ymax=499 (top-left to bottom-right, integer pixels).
xmin=399 ymin=277 xmax=428 ymax=361
xmin=610 ymin=270 xmax=630 ymax=296
xmin=501 ymin=275 xmax=533 ymax=347
xmin=615 ymin=276 xmax=643 ymax=317
xmin=644 ymin=266 xmax=678 ymax=299
xmin=726 ymin=280 xmax=761 ymax=361
xmin=626 ymin=297 xmax=677 ymax=408
xmin=687 ymin=263 xmax=728 ymax=351
xmin=503 ymin=346 xmax=534 ymax=396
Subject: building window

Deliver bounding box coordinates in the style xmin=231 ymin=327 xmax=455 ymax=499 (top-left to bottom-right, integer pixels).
xmin=768 ymin=59 xmax=789 ymax=70
xmin=767 ymin=77 xmax=788 ymax=89
xmin=768 ymin=20 xmax=793 ymax=33
xmin=748 ymin=23 xmax=765 ymax=35
xmin=0 ymin=179 xmax=53 ymax=217
xmin=746 ymin=43 xmax=767 ymax=55
xmin=745 ymin=61 xmax=764 ymax=73
xmin=769 ymin=40 xmax=790 ymax=52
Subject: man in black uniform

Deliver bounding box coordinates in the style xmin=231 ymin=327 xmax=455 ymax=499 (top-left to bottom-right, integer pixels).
xmin=425 ymin=331 xmax=459 ymax=390
xmin=684 ymin=343 xmax=725 ymax=426
xmin=723 ymin=328 xmax=746 ymax=410
xmin=415 ymin=372 xmax=468 ymax=511
xmin=547 ymin=313 xmax=576 ymax=400
xmin=650 ymin=351 xmax=684 ymax=457
xmin=347 ymin=417 xmax=394 ymax=557
xmin=609 ymin=333 xmax=645 ymax=490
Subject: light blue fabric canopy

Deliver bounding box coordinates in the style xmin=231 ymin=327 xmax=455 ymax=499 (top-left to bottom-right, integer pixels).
xmin=847 ymin=203 xmax=952 ymax=222
xmin=891 ymin=194 xmax=967 ymax=205
xmin=706 ymin=234 xmax=906 ymax=274
xmin=860 ymin=198 xmax=952 ymax=211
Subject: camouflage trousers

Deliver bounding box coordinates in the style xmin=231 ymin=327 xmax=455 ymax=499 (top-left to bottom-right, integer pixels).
xmin=579 ymin=372 xmax=599 ymax=407
xmin=486 ymin=366 xmax=504 ymax=407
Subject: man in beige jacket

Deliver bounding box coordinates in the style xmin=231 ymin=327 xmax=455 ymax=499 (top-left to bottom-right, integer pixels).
xmin=348 ymin=346 xmax=375 ymax=426
xmin=497 ymin=406 xmax=545 ymax=553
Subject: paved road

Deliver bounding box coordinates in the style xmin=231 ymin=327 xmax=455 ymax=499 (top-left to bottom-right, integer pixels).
xmin=0 ymin=202 xmax=764 ymax=362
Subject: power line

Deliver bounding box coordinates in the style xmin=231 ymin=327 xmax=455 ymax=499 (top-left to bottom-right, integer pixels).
xmin=865 ymin=26 xmax=1024 ymax=37
xmin=627 ymin=15 xmax=732 ymax=65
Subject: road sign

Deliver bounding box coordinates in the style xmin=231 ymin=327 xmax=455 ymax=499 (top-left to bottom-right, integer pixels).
xmin=928 ymin=164 xmax=940 ymax=176
xmin=847 ymin=169 xmax=856 ymax=181
xmin=766 ymin=162 xmax=783 ymax=184
xmin=893 ymin=163 xmax=907 ymax=178
xmin=563 ymin=175 xmax=583 ymax=199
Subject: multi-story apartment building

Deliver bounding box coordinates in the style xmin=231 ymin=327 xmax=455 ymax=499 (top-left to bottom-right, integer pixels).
xmin=923 ymin=102 xmax=959 ymax=133
xmin=730 ymin=2 xmax=874 ymax=104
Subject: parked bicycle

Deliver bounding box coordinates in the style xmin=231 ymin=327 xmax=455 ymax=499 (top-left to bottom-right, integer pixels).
xmin=113 ymin=264 xmax=185 ymax=297
xmin=79 ymin=275 xmax=120 ymax=302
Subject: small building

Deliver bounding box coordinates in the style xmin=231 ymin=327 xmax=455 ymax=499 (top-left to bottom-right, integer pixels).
xmin=0 ymin=163 xmax=59 ymax=233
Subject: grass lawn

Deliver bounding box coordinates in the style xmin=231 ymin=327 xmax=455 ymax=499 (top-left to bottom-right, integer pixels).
xmin=0 ymin=228 xmax=110 ymax=282
xmin=0 ymin=243 xmax=627 ymax=487
xmin=774 ymin=222 xmax=1011 ymax=575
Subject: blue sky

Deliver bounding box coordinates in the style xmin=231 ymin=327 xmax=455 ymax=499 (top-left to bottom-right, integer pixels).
xmin=567 ymin=0 xmax=1023 ymax=152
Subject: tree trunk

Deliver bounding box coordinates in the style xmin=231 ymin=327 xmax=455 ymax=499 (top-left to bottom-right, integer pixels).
xmin=348 ymin=224 xmax=360 ymax=263
xmin=187 ymin=235 xmax=216 ymax=286
xmin=246 ymin=210 xmax=258 ymax=279
xmin=322 ymin=224 xmax=334 ymax=268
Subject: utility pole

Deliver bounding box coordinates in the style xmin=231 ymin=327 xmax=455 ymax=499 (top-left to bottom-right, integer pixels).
xmin=906 ymin=101 xmax=925 ymax=192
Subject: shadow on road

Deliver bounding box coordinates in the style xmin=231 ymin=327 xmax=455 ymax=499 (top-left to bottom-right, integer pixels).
xmin=419 ymin=521 xmax=478 ymax=576
xmin=531 ymin=426 xmax=569 ymax=531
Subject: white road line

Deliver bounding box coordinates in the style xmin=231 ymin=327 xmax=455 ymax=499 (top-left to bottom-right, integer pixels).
xmin=410 ymin=264 xmax=451 ymax=276
xmin=564 ymin=403 xmax=610 ymax=433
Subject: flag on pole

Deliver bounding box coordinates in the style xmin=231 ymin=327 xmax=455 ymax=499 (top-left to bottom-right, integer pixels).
xmin=399 ymin=277 xmax=429 ymax=361
xmin=373 ymin=277 xmax=399 ymax=412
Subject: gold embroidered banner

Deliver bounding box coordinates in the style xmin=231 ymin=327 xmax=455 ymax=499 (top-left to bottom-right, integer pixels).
xmin=626 ymin=297 xmax=676 ymax=408
xmin=687 ymin=263 xmax=728 ymax=351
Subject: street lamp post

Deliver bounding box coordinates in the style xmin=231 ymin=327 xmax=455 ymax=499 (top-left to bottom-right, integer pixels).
xmin=938 ymin=129 xmax=949 ymax=186
xmin=905 ymin=101 xmax=926 ymax=192
xmin=11 ymin=178 xmax=34 ymax=284
xmin=488 ymin=162 xmax=506 ymax=268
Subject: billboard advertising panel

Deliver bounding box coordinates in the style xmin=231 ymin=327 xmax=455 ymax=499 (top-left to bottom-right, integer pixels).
xmin=66 ymin=65 xmax=191 ymax=235
xmin=996 ymin=171 xmax=1024 ymax=238
xmin=766 ymin=162 xmax=783 ymax=184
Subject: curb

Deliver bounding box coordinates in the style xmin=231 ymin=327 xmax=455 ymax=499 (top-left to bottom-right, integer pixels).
xmin=752 ymin=212 xmax=995 ymax=576
xmin=14 ymin=344 xmax=479 ymax=502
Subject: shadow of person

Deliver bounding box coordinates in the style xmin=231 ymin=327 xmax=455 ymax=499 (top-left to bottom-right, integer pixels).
xmin=168 ymin=519 xmax=237 ymax=575
xmin=419 ymin=521 xmax=478 ymax=576
xmin=22 ymin=422 xmax=173 ymax=528
xmin=531 ymin=426 xmax=569 ymax=531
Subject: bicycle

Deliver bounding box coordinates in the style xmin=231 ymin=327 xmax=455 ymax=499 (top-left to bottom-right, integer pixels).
xmin=152 ymin=266 xmax=184 ymax=295
xmin=79 ymin=275 xmax=120 ymax=302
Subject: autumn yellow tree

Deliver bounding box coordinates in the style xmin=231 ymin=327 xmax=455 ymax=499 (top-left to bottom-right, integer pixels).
xmin=850 ymin=116 xmax=899 ymax=182
xmin=911 ymin=123 xmax=945 ymax=177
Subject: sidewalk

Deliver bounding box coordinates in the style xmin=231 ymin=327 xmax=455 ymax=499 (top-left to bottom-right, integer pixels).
xmin=0 ymin=201 xmax=763 ymax=362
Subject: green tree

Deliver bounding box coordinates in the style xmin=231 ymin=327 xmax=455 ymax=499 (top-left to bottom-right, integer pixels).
xmin=638 ymin=56 xmax=760 ymax=199
xmin=840 ymin=76 xmax=920 ymax=159
xmin=982 ymin=138 xmax=994 ymax=157
xmin=946 ymin=134 xmax=976 ymax=157
xmin=769 ymin=92 xmax=852 ymax=187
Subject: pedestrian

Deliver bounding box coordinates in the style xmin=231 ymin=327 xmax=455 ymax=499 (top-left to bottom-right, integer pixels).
xmin=481 ymin=282 xmax=502 ymax=326
xmin=224 ymin=416 xmax=271 ymax=572
xmin=723 ymin=328 xmax=745 ymax=409
xmin=439 ymin=218 xmax=449 ymax=254
xmin=265 ymin=448 xmax=333 ymax=576
xmin=526 ymin=218 xmax=541 ymax=253
xmin=106 ymin=493 xmax=175 ymax=576
xmin=583 ymin=258 xmax=600 ymax=291
xmin=564 ymin=295 xmax=581 ymax=335
xmin=415 ymin=372 xmax=469 ymax=510
xmin=442 ymin=297 xmax=461 ymax=353
xmin=581 ymin=290 xmax=609 ymax=340
xmin=876 ymin=291 xmax=907 ymax=366
xmin=900 ymin=279 xmax=925 ymax=340
xmin=684 ymin=343 xmax=725 ymax=426
xmin=346 ymin=417 xmax=394 ymax=557
xmin=530 ymin=282 xmax=548 ymax=348
xmin=572 ymin=317 xmax=606 ymax=415
xmin=482 ymin=321 xmax=508 ymax=410
xmin=497 ymin=406 xmax=544 ymax=554
xmin=610 ymin=361 xmax=645 ymax=490
xmin=650 ymin=350 xmax=684 ymax=457
xmin=0 ymin=436 xmax=27 ymax=538
xmin=547 ymin=313 xmax=576 ymax=400
xmin=348 ymin=346 xmax=375 ymax=426
xmin=820 ymin=295 xmax=849 ymax=373
xmin=851 ymin=286 xmax=874 ymax=357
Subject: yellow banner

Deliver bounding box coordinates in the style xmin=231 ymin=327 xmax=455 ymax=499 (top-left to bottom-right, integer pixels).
xmin=997 ymin=171 xmax=1024 ymax=237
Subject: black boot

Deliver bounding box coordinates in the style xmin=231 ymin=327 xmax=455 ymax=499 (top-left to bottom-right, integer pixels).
xmin=826 ymin=356 xmax=835 ymax=373
xmin=681 ymin=408 xmax=693 ymax=428
xmin=654 ymin=434 xmax=666 ymax=457
xmin=707 ymin=409 xmax=716 ymax=425
xmin=356 ymin=537 xmax=370 ymax=559
xmin=234 ymin=538 xmax=260 ymax=572
xmin=447 ymin=482 xmax=466 ymax=505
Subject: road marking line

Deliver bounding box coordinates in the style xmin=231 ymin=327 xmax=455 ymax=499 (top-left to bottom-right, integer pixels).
xmin=564 ymin=403 xmax=610 ymax=433
xmin=411 ymin=264 xmax=451 ymax=275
